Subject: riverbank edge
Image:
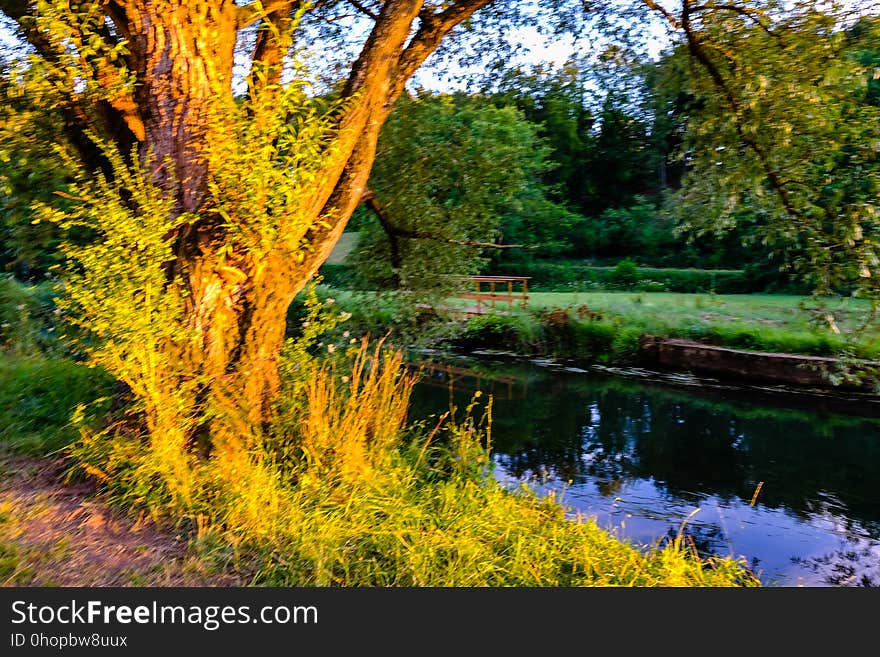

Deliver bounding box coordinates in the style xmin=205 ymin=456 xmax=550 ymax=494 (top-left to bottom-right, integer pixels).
xmin=638 ymin=336 xmax=879 ymax=391
xmin=425 ymin=306 xmax=880 ymax=395
xmin=414 ymin=344 xmax=880 ymax=418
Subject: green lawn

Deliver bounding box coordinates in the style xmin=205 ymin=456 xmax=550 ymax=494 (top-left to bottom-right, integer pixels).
xmin=453 ymin=291 xmax=880 ymax=358
xmin=527 ymin=291 xmax=870 ymax=332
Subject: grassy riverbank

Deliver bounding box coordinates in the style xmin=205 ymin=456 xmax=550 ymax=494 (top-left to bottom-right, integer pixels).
xmin=0 ymin=277 xmax=778 ymax=587
xmin=323 ymin=288 xmax=880 ymax=363
xmin=0 ymin=349 xmax=759 ymax=587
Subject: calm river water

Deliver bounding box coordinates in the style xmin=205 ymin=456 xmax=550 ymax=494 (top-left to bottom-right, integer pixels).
xmin=408 ymin=354 xmax=880 ymax=587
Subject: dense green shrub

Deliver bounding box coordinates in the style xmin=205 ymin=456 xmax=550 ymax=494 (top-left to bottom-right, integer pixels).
xmin=0 ymin=355 xmax=113 ymax=454
xmin=458 ymin=312 xmax=538 ymax=351
xmin=611 ymin=258 xmax=639 ymax=288
xmin=448 ymin=308 xmax=646 ymax=365
xmin=493 ymin=260 xmax=756 ymax=293
xmin=535 ymin=308 xmax=611 ymax=359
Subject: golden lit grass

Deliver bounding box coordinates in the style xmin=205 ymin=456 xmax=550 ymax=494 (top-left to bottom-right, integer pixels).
xmin=300 ymin=340 xmax=413 ymax=481
xmin=70 ymin=340 xmax=759 ymax=587
xmin=243 ymin=472 xmax=758 ymax=586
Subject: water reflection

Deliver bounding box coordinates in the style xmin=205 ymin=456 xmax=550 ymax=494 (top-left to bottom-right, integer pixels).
xmin=409 ymin=357 xmax=880 ymax=586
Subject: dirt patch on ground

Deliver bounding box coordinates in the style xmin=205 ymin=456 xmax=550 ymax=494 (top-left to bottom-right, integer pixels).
xmin=0 ymin=455 xmax=243 ymax=586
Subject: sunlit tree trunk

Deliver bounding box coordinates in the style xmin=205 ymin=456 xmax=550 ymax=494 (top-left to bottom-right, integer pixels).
xmin=126 ymin=0 xmax=424 ymax=443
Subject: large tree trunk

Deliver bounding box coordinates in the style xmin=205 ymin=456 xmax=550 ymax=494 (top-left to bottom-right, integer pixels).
xmin=123 ymin=2 xmax=268 ymax=444
xmin=132 ymin=2 xmax=236 ymax=215
xmin=122 ymin=1 xmax=416 ymax=447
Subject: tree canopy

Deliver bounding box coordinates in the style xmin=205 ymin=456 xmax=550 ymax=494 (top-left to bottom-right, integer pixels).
xmin=655 ymin=8 xmax=880 ymax=300
xmin=349 ymin=91 xmax=579 ymax=296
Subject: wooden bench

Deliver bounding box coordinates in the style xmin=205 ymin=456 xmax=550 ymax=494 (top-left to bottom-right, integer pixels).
xmin=455 ymin=275 xmax=530 ymax=314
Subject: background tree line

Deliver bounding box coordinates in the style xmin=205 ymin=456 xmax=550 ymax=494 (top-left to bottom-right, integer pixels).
xmin=5 ymin=13 xmax=879 ymax=299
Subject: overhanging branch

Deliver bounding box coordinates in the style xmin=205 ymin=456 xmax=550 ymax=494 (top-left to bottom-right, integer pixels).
xmin=639 ymin=0 xmax=681 ymax=29
xmin=396 ymin=0 xmax=496 ymax=88
xmin=679 ymin=1 xmax=803 ymax=222
xmin=0 ymin=0 xmax=139 ymax=170
xmin=690 ymin=3 xmax=780 ymax=42
xmin=361 ymin=188 xmax=526 ymax=259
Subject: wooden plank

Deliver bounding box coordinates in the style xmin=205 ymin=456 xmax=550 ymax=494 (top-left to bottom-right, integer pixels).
xmin=458 ymin=293 xmax=529 ymax=302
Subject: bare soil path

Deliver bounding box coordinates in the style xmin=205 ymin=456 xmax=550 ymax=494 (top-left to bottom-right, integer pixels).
xmin=0 ymin=455 xmax=242 ymax=586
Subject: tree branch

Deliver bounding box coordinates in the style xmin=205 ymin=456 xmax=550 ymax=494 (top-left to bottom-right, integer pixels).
xmin=431 ymin=237 xmax=526 ymax=249
xmin=246 ymin=1 xmax=298 ymax=97
xmin=361 ymin=188 xmax=525 ymax=253
xmin=235 ymin=0 xmax=296 ymax=29
xmin=639 ymin=0 xmax=681 ymax=29
xmin=362 ymin=188 xmax=403 ymax=271
xmin=396 ymin=0 xmax=496 ymax=87
xmin=296 ymin=0 xmax=427 ymax=282
xmin=345 ymin=0 xmax=379 ymax=20
xmin=690 ymin=3 xmax=780 ymax=42
xmin=0 ymin=0 xmax=139 ymax=170
xmin=680 ymin=1 xmax=803 ymax=221
xmin=296 ymin=0 xmax=502 ymax=284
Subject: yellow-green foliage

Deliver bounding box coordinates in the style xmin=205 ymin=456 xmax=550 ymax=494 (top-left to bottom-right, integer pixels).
xmin=37 ymin=140 xmax=197 ymax=504
xmin=202 ymin=67 xmax=346 ymax=263
xmin=299 ymin=339 xmax=413 ymax=482
xmin=36 ymin=57 xmax=349 ymax=504
xmin=41 ymin=142 xmax=191 ymax=380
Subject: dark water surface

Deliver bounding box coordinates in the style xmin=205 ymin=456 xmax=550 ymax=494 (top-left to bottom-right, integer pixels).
xmin=408 ymin=354 xmax=880 ymax=587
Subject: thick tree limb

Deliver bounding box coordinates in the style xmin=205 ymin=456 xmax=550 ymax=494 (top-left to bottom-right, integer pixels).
xmin=297 ymin=0 xmax=509 ymax=286
xmin=302 ymin=0 xmax=424 ymax=225
xmin=396 ymin=0 xmax=496 ymax=89
xmin=246 ymin=1 xmax=298 ymax=97
xmin=339 ymin=0 xmax=424 ymax=99
xmin=102 ymin=1 xmax=133 ymax=41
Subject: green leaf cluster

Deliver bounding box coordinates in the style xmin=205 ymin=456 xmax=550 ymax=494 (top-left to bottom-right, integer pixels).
xmin=349 ymin=92 xmax=569 ymax=299
xmin=659 ymin=9 xmax=880 ymax=301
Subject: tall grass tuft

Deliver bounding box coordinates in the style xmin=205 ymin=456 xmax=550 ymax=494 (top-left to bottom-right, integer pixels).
xmin=300 ymin=338 xmax=413 ymax=483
